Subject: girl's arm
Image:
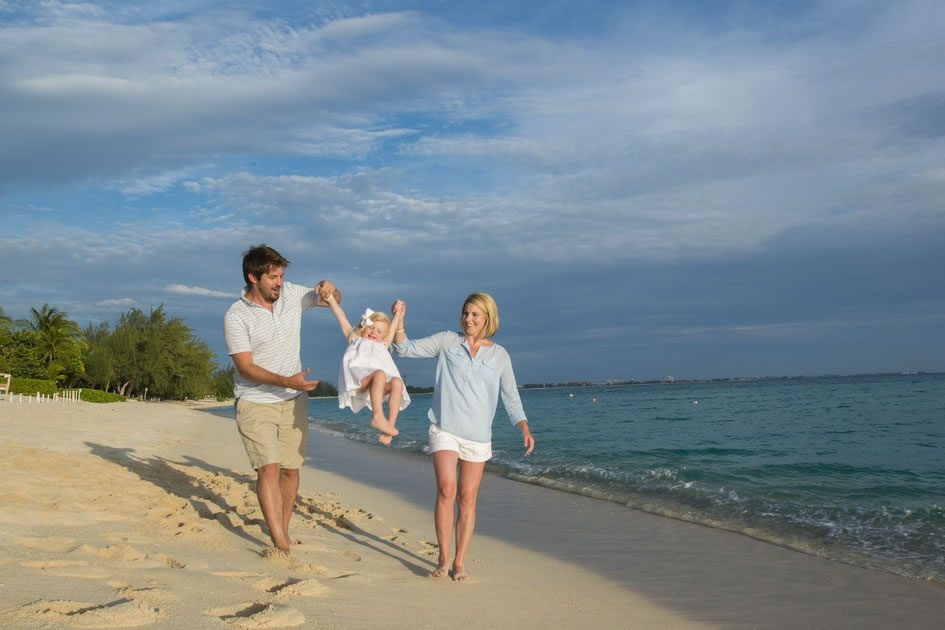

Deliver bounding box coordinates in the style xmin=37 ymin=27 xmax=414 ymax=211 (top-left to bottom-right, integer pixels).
xmin=383 ymin=300 xmax=405 ymax=348
xmin=322 ymin=289 xmax=354 ymax=338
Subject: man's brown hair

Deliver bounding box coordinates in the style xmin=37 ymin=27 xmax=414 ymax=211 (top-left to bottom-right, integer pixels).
xmin=242 ymin=244 xmax=290 ymax=287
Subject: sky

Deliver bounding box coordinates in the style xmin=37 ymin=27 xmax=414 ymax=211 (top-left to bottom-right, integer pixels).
xmin=1 ymin=0 xmax=943 ymax=386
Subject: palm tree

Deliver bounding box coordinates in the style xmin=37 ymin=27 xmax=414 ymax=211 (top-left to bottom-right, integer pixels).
xmin=28 ymin=304 xmax=83 ymax=368
xmin=0 ymin=306 xmax=13 ymax=330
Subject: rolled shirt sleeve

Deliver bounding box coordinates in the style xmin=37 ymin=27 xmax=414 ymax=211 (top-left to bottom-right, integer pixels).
xmin=394 ymin=331 xmax=526 ymax=442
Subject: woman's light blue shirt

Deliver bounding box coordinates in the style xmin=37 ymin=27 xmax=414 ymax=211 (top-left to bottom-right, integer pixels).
xmin=393 ymin=331 xmax=526 ymax=443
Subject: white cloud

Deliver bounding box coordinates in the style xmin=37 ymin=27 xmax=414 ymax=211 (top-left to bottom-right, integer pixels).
xmin=108 ymin=168 xmax=195 ymax=197
xmin=165 ymin=284 xmax=233 ymax=298
xmin=96 ymin=298 xmax=138 ymax=307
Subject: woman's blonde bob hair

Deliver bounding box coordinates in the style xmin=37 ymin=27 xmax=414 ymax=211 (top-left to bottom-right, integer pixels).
xmin=460 ymin=292 xmax=499 ymax=339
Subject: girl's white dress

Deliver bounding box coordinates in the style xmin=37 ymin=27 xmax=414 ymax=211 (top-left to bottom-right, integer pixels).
xmin=338 ymin=337 xmax=411 ymax=413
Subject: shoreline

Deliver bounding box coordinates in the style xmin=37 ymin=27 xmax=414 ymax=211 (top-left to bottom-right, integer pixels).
xmin=1 ymin=400 xmax=942 ymax=629
xmin=209 ymin=394 xmax=944 ymax=586
xmin=303 ymin=426 xmax=945 ymax=628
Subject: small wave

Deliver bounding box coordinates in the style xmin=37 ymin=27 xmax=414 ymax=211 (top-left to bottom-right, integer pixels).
xmin=498 ymin=467 xmax=945 ymax=583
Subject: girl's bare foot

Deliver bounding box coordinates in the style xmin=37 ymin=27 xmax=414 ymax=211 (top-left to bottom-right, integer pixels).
xmin=450 ymin=565 xmax=469 ymax=582
xmin=369 ymin=414 xmax=399 ymax=436
xmin=378 ymin=433 xmax=393 ymax=446
xmin=431 ymin=562 xmax=449 ymax=578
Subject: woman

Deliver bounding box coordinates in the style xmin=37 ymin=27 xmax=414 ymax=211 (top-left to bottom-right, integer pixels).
xmin=392 ymin=292 xmax=534 ymax=582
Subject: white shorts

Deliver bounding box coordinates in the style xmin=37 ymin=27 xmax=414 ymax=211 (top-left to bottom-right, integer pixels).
xmin=428 ymin=424 xmax=492 ymax=463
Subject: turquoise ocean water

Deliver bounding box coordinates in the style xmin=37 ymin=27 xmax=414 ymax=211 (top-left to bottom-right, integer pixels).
xmin=214 ymin=373 xmax=945 ymax=582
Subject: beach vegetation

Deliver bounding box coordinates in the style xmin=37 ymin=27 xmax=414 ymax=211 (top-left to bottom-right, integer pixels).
xmin=8 ymin=377 xmax=59 ymax=397
xmin=80 ymin=388 xmax=124 ymax=403
xmin=1 ymin=302 xmax=221 ymax=401
xmin=27 ymin=304 xmax=87 ymax=385
xmin=0 ymin=306 xmax=13 ymax=330
xmin=311 ymin=381 xmax=338 ymax=397
xmin=93 ymin=305 xmax=216 ymax=400
xmin=406 ymin=384 xmax=434 ymax=394
xmin=0 ymin=330 xmax=49 ymax=379
xmin=211 ymin=365 xmax=235 ymax=400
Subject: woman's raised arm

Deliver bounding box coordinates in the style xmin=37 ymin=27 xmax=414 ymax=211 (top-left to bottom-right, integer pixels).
xmin=390 ymin=299 xmax=406 ymax=346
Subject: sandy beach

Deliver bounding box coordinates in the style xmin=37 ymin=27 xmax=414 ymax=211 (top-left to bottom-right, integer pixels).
xmin=1 ymin=400 xmax=941 ymax=629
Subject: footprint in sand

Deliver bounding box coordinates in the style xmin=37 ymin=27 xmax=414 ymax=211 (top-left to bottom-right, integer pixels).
xmin=211 ymin=570 xmax=270 ymax=580
xmin=254 ymin=577 xmax=330 ymax=599
xmin=19 ymin=559 xmax=110 ymax=580
xmin=382 ymin=529 xmax=408 ymax=543
xmin=259 ymin=548 xmax=324 ymax=574
xmin=14 ymin=536 xmax=81 ymax=553
xmin=79 ymin=543 xmax=187 ymax=569
xmin=326 ymin=571 xmax=371 ymax=584
xmin=206 ymin=603 xmax=305 ymax=629
xmin=112 ymin=586 xmax=177 ymax=606
xmin=15 ymin=598 xmax=164 ymax=628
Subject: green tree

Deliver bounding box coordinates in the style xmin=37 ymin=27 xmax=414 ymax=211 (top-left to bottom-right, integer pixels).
xmin=27 ymin=304 xmax=86 ymax=383
xmin=82 ymin=322 xmax=116 ymax=391
xmin=312 ymin=381 xmax=338 ymax=397
xmin=0 ymin=306 xmax=12 ymax=372
xmin=211 ymin=365 xmax=235 ymax=399
xmin=109 ymin=309 xmax=146 ymax=396
xmin=0 ymin=330 xmax=48 ymax=379
xmin=108 ymin=305 xmax=216 ymax=399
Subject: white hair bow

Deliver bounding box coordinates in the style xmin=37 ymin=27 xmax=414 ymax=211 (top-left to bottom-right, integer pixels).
xmin=359 ymin=308 xmax=376 ymax=328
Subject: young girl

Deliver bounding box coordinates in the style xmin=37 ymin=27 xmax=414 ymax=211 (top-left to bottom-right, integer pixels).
xmin=320 ymin=288 xmax=410 ymax=445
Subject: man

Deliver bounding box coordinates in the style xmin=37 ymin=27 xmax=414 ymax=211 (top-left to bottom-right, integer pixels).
xmin=223 ymin=244 xmax=339 ymax=553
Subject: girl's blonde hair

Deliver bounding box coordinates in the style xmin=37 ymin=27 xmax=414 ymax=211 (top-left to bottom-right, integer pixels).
xmin=348 ymin=310 xmax=391 ymax=344
xmin=461 ymin=292 xmax=499 ymax=338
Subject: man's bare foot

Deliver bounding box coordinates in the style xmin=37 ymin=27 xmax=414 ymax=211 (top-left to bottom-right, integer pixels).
xmin=431 ymin=562 xmax=449 ymax=578
xmin=264 ymin=546 xmax=291 ymax=559
xmin=378 ymin=433 xmax=393 ymax=446
xmin=450 ymin=565 xmax=469 ymax=582
xmin=370 ymin=414 xmax=399 ymax=436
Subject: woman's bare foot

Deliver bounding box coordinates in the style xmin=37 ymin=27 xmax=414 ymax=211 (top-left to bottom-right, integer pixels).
xmin=431 ymin=562 xmax=449 ymax=578
xmin=378 ymin=433 xmax=393 ymax=446
xmin=370 ymin=414 xmax=399 ymax=436
xmin=450 ymin=565 xmax=469 ymax=582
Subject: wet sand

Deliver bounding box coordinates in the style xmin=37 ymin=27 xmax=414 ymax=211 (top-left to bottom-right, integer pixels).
xmin=309 ymin=432 xmax=945 ymax=628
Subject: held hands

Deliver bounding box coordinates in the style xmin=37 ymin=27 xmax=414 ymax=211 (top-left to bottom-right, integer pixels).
xmin=391 ymin=300 xmax=406 ymax=341
xmin=286 ymin=368 xmax=320 ymax=392
xmin=315 ymin=280 xmax=339 ymax=305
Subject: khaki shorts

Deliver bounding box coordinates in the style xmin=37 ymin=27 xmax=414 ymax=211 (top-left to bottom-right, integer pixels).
xmin=235 ymin=395 xmax=309 ymax=470
xmin=428 ymin=423 xmax=492 ymax=463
